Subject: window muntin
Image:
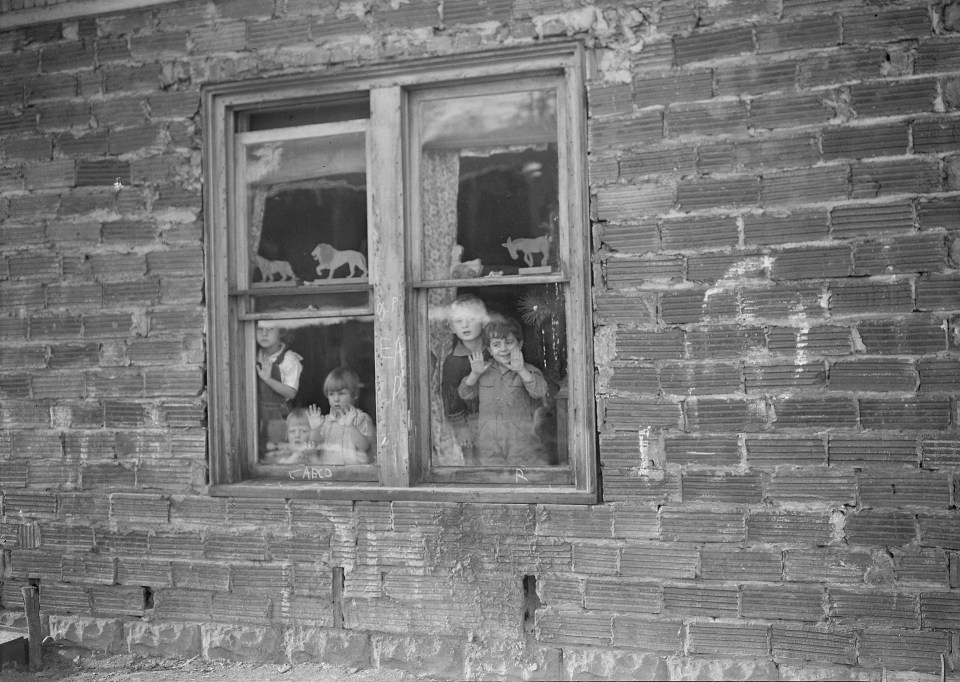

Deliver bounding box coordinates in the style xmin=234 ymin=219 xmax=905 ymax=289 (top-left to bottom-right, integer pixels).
xmin=204 ymin=45 xmax=595 ymax=501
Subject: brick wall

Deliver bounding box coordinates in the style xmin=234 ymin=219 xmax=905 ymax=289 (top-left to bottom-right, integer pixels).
xmin=0 ymin=0 xmax=959 ymax=679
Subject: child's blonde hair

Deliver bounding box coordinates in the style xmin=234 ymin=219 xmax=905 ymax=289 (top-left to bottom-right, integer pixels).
xmin=323 ymin=367 xmax=361 ymax=398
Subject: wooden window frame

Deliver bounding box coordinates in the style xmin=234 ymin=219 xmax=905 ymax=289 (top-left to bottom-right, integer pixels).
xmin=202 ymin=42 xmax=597 ymax=503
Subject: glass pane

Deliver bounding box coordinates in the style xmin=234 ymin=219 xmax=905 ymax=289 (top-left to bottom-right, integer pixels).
xmin=417 ymin=90 xmax=560 ymax=280
xmin=255 ymin=317 xmax=377 ymax=470
xmin=426 ymin=284 xmax=568 ymax=468
xmin=242 ymin=129 xmax=368 ymax=288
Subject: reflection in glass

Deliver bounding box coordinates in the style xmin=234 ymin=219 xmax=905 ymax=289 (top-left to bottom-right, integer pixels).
xmin=242 ymin=130 xmax=368 ymax=287
xmin=427 ymin=284 xmax=568 ymax=468
xmin=418 ymin=90 xmax=560 ymax=280
xmin=255 ymin=317 xmax=377 ymax=467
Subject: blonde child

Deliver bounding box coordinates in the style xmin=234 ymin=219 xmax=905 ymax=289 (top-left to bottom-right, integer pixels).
xmin=256 ymin=322 xmax=303 ymax=455
xmin=440 ymin=294 xmax=488 ymax=464
xmin=306 ymin=367 xmax=375 ymax=465
xmin=458 ymin=314 xmax=548 ymax=465
xmin=264 ymin=408 xmax=322 ymax=465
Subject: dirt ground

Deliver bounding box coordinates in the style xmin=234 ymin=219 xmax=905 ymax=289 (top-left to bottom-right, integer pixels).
xmin=1 ymin=644 xmax=444 ymax=681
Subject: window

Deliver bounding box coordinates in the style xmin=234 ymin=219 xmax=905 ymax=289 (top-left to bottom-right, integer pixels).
xmin=203 ymin=43 xmax=595 ymax=502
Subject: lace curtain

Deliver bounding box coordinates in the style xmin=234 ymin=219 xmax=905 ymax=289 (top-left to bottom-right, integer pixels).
xmin=421 ymin=150 xmax=462 ymax=465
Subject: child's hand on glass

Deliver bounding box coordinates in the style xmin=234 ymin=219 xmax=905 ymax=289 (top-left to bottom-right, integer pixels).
xmin=507 ymin=348 xmax=525 ymax=373
xmin=336 ymin=405 xmax=357 ymax=426
xmin=468 ymin=350 xmax=490 ymax=377
xmin=306 ymin=405 xmax=324 ymax=430
xmin=256 ymin=352 xmax=272 ymax=381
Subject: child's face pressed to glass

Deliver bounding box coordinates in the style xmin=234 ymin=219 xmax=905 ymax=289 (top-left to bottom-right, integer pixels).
xmin=489 ymin=334 xmax=521 ymax=367
xmin=256 ymin=324 xmax=281 ymax=351
xmin=286 ymin=419 xmax=311 ymax=446
xmin=327 ymin=388 xmax=355 ymax=413
xmin=449 ymin=305 xmax=484 ymax=342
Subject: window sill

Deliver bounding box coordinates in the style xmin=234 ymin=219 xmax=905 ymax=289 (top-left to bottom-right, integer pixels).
xmin=209 ymin=480 xmax=597 ymax=504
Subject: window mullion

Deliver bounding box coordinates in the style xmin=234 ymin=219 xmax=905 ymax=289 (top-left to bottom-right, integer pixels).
xmin=368 ymin=86 xmax=410 ymax=487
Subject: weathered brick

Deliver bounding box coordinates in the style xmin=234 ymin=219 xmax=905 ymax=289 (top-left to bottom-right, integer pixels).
xmin=828 ymin=359 xmax=917 ymax=393
xmin=614 ymin=329 xmax=684 ymax=360
xmin=801 ymin=48 xmax=886 ymax=88
xmin=687 ymin=253 xmax=768 ymax=283
xmin=587 ymin=83 xmax=633 ymax=118
xmin=918 ymin=359 xmax=960 ymax=394
xmin=620 ymin=146 xmax=698 ymax=179
xmin=750 ymin=93 xmax=832 ymax=130
xmin=660 ymin=215 xmax=737 ymax=251
xmin=844 ymin=7 xmax=932 ymax=44
xmin=860 ymin=397 xmax=951 ymax=430
xmin=742 ymin=584 xmax=823 ymax=620
xmin=896 ymin=551 xmax=949 ymax=585
xmin=661 ymin=288 xmax=738 ymax=323
xmin=610 ymin=616 xmax=683 ymax=652
xmin=594 ymin=293 xmax=657 ymax=324
xmin=660 ymin=509 xmax=744 ymax=543
xmin=673 ymin=26 xmax=755 ymax=66
xmin=828 ymin=437 xmax=917 ymax=467
xmin=743 ymin=210 xmax=829 ymax=245
xmin=829 ymin=280 xmax=913 ymax=314
xmin=845 ymin=512 xmax=916 ymax=547
xmin=746 ymin=438 xmax=825 ymax=466
xmin=667 ymin=100 xmax=748 ymax=138
xmin=583 ymin=578 xmax=659 ymax=614
xmin=917 ymin=275 xmax=960 ymax=310
xmin=700 ymin=547 xmax=782 ymax=581
xmin=744 ymin=362 xmax=826 ymax=393
xmin=858 ymin=628 xmax=948 ymax=673
xmin=822 ymin=122 xmax=910 ymax=160
xmin=747 ymin=511 xmax=832 ymax=545
xmin=771 ymin=625 xmax=855 ymax=665
xmin=763 ymin=166 xmax=849 ymax=206
xmin=857 ymin=318 xmax=946 ymax=354
xmin=595 ymin=183 xmax=674 ymax=221
xmin=605 ymin=256 xmax=684 ymax=285
xmin=687 ymin=326 xmax=766 ymax=359
xmin=663 ymin=584 xmax=738 ymax=617
xmin=634 ymin=72 xmax=712 ymax=105
xmin=767 ymin=469 xmax=857 ymax=505
xmin=589 ymin=113 xmax=664 ymax=152
xmin=918 ymin=516 xmax=960 ymax=550
xmin=783 ymin=549 xmax=870 ymax=584
xmin=689 ymin=622 xmax=769 ymax=657
xmin=538 ymin=607 xmax=611 ymax=646
xmin=852 ymin=158 xmax=942 ymax=198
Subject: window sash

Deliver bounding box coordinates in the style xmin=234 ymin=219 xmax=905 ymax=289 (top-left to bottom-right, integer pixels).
xmin=203 ymin=43 xmax=596 ymax=502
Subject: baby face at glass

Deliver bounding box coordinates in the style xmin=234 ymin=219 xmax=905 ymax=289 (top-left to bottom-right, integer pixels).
xmin=285 ymin=412 xmax=313 ymax=447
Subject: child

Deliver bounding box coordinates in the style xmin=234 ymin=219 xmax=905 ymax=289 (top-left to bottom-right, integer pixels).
xmin=440 ymin=295 xmax=488 ymax=464
xmin=263 ymin=408 xmax=322 ymax=465
xmin=458 ymin=314 xmax=548 ymax=465
xmin=306 ymin=367 xmax=375 ymax=465
xmin=256 ymin=322 xmax=303 ymax=456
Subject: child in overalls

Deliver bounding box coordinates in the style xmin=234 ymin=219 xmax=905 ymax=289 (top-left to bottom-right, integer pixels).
xmin=256 ymin=322 xmax=303 ymax=457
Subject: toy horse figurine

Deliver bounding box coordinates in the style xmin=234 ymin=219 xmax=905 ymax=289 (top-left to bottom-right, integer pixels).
xmin=502 ymin=235 xmax=552 ymax=268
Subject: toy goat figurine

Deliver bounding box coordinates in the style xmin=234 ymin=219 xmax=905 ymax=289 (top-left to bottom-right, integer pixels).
xmin=311 ymin=243 xmax=368 ymax=279
xmin=502 ymin=235 xmax=552 ymax=268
